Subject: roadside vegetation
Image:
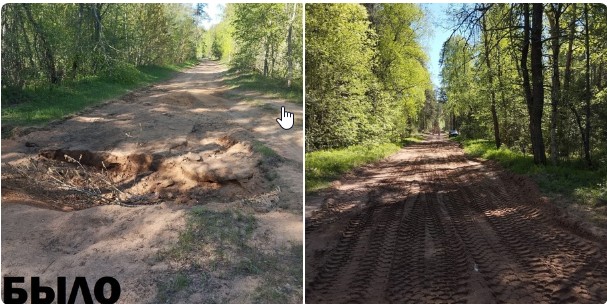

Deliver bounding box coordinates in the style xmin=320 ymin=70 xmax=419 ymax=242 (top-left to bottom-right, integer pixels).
xmin=306 ymin=136 xmax=423 ymax=192
xmin=223 ymin=69 xmax=303 ymax=104
xmin=306 ymin=4 xmax=433 ymax=151
xmin=305 ymin=4 xmax=435 ymax=192
xmin=2 ymin=3 xmax=304 ymax=128
xmin=1 ymin=61 xmax=197 ymax=128
xmin=440 ymin=4 xmax=606 ymax=168
xmin=1 ymin=3 xmax=203 ymax=131
xmin=454 ymin=137 xmax=607 ymax=211
xmin=201 ymin=4 xmax=303 ymax=91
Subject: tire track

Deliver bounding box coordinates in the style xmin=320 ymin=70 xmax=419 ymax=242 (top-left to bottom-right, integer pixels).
xmin=306 ymin=135 xmax=607 ymax=303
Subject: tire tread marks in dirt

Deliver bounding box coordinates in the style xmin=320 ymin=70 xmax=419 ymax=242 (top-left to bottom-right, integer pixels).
xmin=306 ymin=136 xmax=607 ymax=303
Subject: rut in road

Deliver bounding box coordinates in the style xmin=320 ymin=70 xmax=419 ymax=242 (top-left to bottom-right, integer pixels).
xmin=306 ymin=135 xmax=607 ymax=303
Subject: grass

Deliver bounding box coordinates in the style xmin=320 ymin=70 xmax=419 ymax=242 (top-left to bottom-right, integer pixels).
xmin=306 ymin=136 xmax=424 ymax=193
xmin=1 ymin=60 xmax=198 ymax=129
xmin=253 ymin=244 xmax=303 ymax=303
xmin=157 ymin=271 xmax=191 ymax=303
xmin=222 ymin=68 xmax=302 ymax=104
xmin=161 ymin=208 xmax=257 ymax=266
xmin=252 ymin=140 xmax=281 ymax=159
xmin=455 ymin=138 xmax=607 ymax=208
xmin=252 ymin=140 xmax=283 ymax=183
xmin=157 ymin=207 xmax=302 ymax=303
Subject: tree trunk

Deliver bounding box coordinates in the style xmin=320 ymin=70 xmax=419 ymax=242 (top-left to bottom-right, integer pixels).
xmin=263 ymin=38 xmax=269 ymax=77
xmin=547 ymin=4 xmax=562 ymax=165
xmin=582 ymin=4 xmax=592 ymax=167
xmin=481 ymin=7 xmax=501 ymax=149
xmin=562 ymin=4 xmax=576 ymax=160
xmin=22 ymin=4 xmax=59 ymax=84
xmin=286 ymin=3 xmax=297 ymax=88
xmin=522 ymin=3 xmax=547 ymax=165
xmin=495 ymin=39 xmax=510 ymax=146
xmin=71 ymin=4 xmax=85 ymax=80
xmin=530 ymin=4 xmax=547 ymax=165
xmin=270 ymin=42 xmax=276 ymax=77
xmin=92 ymin=4 xmax=103 ymax=44
xmin=563 ymin=4 xmax=576 ymax=92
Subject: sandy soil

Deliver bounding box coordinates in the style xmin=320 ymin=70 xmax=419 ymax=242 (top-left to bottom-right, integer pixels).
xmin=306 ymin=134 xmax=607 ymax=303
xmin=1 ymin=60 xmax=302 ymax=303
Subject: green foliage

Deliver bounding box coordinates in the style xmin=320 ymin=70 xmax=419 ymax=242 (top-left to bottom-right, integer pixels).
xmin=371 ymin=4 xmax=431 ymax=134
xmin=228 ymin=3 xmax=303 ymax=83
xmin=1 ymin=4 xmax=201 ymax=90
xmin=203 ymin=8 xmax=235 ymax=62
xmin=306 ymin=142 xmax=402 ymax=192
xmin=211 ymin=36 xmax=223 ymax=60
xmin=441 ymin=4 xmax=606 ymax=165
xmin=306 ymin=4 xmax=432 ymax=151
xmin=99 ymin=62 xmax=143 ymax=84
xmin=306 ymin=4 xmax=376 ymax=150
xmin=200 ymin=4 xmax=303 ymax=92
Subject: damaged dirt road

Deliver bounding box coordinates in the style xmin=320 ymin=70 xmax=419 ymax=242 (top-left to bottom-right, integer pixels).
xmin=306 ymin=135 xmax=607 ymax=303
xmin=2 ymin=60 xmax=302 ymax=303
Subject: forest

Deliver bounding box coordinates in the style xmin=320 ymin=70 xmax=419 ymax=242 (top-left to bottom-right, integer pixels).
xmin=306 ymin=3 xmax=431 ymax=151
xmin=1 ymin=3 xmax=302 ymax=126
xmin=1 ymin=4 xmax=202 ymax=90
xmin=306 ymin=3 xmax=606 ymax=203
xmin=200 ymin=3 xmax=303 ymax=88
xmin=306 ymin=3 xmax=606 ymax=164
xmin=441 ymin=3 xmax=607 ymax=167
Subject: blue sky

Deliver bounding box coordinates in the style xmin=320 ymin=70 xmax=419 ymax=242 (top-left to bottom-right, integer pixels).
xmin=201 ymin=3 xmax=225 ymax=30
xmin=420 ymin=3 xmax=453 ymax=88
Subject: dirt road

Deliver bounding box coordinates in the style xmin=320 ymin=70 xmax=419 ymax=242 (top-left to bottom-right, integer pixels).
xmin=306 ymin=135 xmax=607 ymax=303
xmin=2 ymin=60 xmax=302 ymax=303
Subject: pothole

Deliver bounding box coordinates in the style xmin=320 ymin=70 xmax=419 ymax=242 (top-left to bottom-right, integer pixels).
xmin=5 ymin=133 xmax=272 ymax=211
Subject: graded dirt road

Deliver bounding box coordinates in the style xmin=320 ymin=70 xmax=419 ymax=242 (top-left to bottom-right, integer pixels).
xmin=2 ymin=60 xmax=302 ymax=303
xmin=306 ymin=135 xmax=607 ymax=303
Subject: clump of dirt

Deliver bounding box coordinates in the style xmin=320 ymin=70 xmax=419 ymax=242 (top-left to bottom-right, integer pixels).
xmin=3 ymin=131 xmax=271 ymax=211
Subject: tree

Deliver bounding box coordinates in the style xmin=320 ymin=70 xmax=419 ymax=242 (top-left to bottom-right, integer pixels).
xmin=306 ymin=4 xmax=432 ymax=150
xmin=546 ymin=4 xmax=564 ymax=165
xmin=1 ymin=4 xmax=202 ymax=91
xmin=369 ymin=4 xmax=432 ymax=141
xmin=480 ymin=4 xmax=501 ymax=148
xmin=436 ymin=3 xmax=606 ymax=166
xmin=305 ymin=4 xmax=375 ymax=150
xmin=519 ymin=3 xmax=547 ymax=165
xmin=286 ymin=3 xmax=299 ymax=88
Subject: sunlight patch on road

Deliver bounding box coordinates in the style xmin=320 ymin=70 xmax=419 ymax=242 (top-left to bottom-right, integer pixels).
xmin=485 ymin=207 xmax=517 ymax=218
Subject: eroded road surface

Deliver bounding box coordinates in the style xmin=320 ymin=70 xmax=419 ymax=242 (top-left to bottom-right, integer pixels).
xmin=306 ymin=135 xmax=607 ymax=303
xmin=2 ymin=60 xmax=303 ymax=303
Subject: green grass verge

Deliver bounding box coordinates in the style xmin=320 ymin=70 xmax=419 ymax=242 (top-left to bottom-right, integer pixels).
xmin=1 ymin=60 xmax=198 ymax=127
xmin=306 ymin=138 xmax=424 ymax=193
xmin=223 ymin=68 xmax=302 ymax=104
xmin=456 ymin=138 xmax=607 ymax=207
